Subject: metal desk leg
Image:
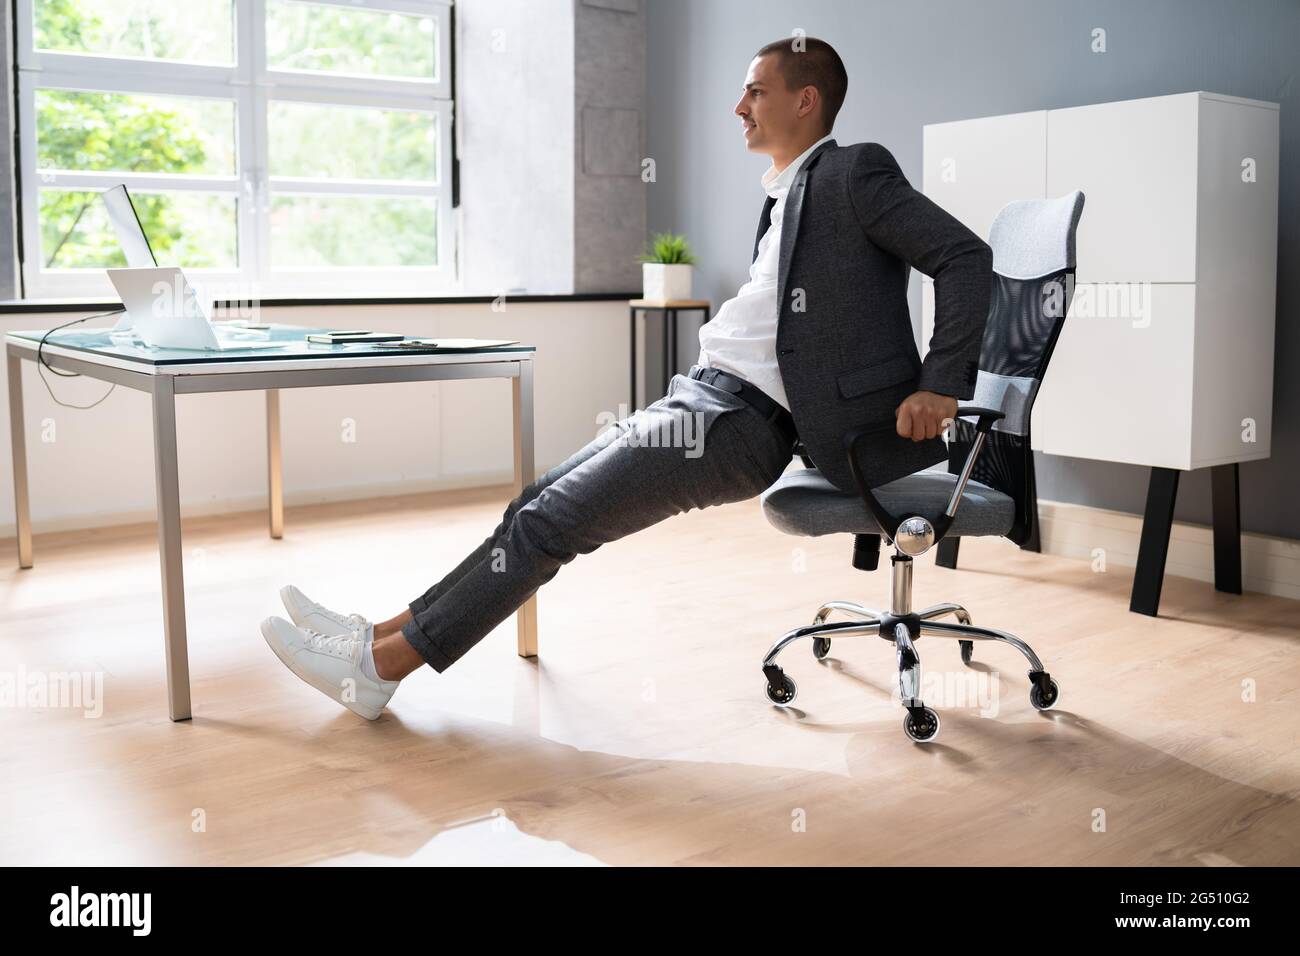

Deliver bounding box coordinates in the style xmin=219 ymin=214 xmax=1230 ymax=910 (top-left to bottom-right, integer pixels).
xmin=7 ymin=348 xmax=32 ymax=569
xmin=512 ymin=360 xmax=539 ymax=658
xmin=266 ymin=388 xmax=283 ymax=539
xmin=152 ymin=377 xmax=192 ymax=721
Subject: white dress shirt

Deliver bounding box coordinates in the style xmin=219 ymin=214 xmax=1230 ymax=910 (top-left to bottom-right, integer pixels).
xmin=696 ymin=132 xmax=834 ymax=413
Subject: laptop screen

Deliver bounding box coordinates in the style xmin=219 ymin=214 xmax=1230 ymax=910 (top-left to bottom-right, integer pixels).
xmin=102 ymin=184 xmax=159 ymax=269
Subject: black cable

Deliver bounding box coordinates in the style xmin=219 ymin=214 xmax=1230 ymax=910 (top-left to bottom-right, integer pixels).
xmin=35 ymin=309 xmax=126 ymax=409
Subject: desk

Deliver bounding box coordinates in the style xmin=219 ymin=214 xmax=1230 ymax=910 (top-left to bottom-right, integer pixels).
xmin=6 ymin=325 xmax=539 ymax=721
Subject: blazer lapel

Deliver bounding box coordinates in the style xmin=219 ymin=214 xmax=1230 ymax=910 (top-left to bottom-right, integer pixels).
xmin=752 ymin=195 xmax=776 ymax=264
xmin=776 ymin=138 xmax=836 ymax=312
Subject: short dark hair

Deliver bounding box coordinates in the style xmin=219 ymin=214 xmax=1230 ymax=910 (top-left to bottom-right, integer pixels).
xmin=753 ymin=36 xmax=848 ymax=134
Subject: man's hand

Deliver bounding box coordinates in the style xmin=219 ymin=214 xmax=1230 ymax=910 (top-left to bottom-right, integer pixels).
xmin=895 ymin=390 xmax=957 ymax=442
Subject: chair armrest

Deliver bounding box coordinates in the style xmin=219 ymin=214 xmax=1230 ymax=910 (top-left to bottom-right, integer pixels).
xmin=843 ymin=406 xmax=1007 ymax=547
xmin=942 ymin=406 xmax=1006 ymax=520
xmin=952 ymin=406 xmax=1005 ymax=435
xmin=843 ymin=423 xmax=907 ymax=541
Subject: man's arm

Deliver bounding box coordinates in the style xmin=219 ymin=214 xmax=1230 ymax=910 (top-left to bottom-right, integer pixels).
xmin=847 ymin=143 xmax=993 ymax=439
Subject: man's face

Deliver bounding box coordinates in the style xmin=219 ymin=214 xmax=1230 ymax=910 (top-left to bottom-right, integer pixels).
xmin=734 ymin=53 xmax=810 ymax=155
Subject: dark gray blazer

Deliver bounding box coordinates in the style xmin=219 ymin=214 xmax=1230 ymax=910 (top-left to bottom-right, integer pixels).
xmin=760 ymin=138 xmax=993 ymax=493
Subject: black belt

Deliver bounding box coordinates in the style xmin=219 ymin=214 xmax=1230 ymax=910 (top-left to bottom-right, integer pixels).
xmin=688 ymin=365 xmax=798 ymax=451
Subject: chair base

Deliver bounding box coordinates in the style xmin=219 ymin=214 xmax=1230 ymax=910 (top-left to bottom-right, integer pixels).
xmin=760 ymin=550 xmax=1059 ymax=742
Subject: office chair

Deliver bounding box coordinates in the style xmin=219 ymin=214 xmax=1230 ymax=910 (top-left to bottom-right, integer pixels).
xmin=758 ymin=190 xmax=1086 ymax=742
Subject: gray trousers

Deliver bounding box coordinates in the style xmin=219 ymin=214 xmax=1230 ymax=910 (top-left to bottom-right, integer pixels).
xmin=400 ymin=366 xmax=797 ymax=672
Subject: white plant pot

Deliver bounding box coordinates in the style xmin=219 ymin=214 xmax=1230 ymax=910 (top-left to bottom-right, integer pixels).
xmin=642 ymin=263 xmax=693 ymax=303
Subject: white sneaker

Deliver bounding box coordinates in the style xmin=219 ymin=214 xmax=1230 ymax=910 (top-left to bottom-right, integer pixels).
xmin=259 ymin=616 xmax=398 ymax=720
xmin=280 ymin=584 xmax=373 ymax=641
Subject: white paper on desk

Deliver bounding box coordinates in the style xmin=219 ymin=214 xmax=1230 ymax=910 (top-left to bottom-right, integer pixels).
xmin=428 ymin=338 xmax=519 ymax=348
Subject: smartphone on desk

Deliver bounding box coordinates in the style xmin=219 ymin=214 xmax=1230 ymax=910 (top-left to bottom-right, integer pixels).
xmin=305 ymin=330 xmax=404 ymax=344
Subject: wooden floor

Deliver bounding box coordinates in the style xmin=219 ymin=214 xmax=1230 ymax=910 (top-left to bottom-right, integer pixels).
xmin=2 ymin=484 xmax=1298 ymax=866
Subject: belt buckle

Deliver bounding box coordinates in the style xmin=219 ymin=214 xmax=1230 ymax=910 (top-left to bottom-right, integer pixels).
xmin=714 ymin=371 xmax=744 ymax=395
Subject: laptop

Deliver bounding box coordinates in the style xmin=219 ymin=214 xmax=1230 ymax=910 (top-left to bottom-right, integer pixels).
xmin=107 ymin=266 xmax=282 ymax=351
xmin=102 ymin=184 xmax=281 ymax=351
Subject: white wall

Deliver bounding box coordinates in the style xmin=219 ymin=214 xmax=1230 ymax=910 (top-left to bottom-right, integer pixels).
xmin=1 ymin=300 xmax=632 ymax=536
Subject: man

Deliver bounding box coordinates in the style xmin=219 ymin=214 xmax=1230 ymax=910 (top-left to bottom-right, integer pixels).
xmin=260 ymin=36 xmax=993 ymax=720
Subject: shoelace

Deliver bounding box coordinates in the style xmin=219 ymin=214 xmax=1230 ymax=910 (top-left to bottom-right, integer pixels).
xmin=301 ymin=626 xmax=362 ymax=658
xmin=316 ymin=605 xmax=368 ymax=630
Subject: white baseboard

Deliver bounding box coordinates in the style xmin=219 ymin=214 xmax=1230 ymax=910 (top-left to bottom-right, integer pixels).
xmin=0 ymin=469 xmax=514 ymax=540
xmin=1037 ymin=498 xmax=1300 ymax=601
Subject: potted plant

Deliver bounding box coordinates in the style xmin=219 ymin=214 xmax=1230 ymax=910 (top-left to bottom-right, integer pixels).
xmin=637 ymin=232 xmax=696 ymax=303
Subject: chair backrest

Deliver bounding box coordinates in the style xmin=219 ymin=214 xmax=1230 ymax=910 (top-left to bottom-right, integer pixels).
xmin=946 ymin=190 xmax=1085 ymax=545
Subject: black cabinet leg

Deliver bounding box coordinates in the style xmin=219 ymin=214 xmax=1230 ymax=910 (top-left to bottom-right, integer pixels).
xmin=936 ymin=537 xmax=960 ymax=569
xmin=1211 ymin=463 xmax=1242 ymax=594
xmin=1130 ymin=467 xmax=1180 ymax=616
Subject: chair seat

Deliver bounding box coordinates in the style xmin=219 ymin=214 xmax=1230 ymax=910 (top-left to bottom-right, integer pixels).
xmin=760 ymin=468 xmax=1015 ymax=538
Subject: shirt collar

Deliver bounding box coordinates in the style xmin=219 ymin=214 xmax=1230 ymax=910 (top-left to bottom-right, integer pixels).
xmin=761 ymin=133 xmax=834 ymax=198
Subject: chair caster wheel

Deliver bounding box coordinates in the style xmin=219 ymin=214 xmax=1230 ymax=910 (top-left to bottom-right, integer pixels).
xmin=765 ymin=671 xmax=798 ymax=707
xmin=812 ymin=637 xmax=831 ymax=660
xmin=959 ymin=640 xmax=974 ymax=665
xmin=903 ymin=706 xmax=941 ymax=742
xmin=1029 ymin=674 xmax=1059 ymax=711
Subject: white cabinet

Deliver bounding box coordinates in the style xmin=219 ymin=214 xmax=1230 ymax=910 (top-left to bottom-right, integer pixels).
xmin=1037 ymin=283 xmax=1196 ymax=470
xmin=1047 ymin=93 xmax=1201 ymax=284
xmin=922 ymin=109 xmax=1047 ymax=245
xmin=920 ymin=91 xmax=1279 ymax=472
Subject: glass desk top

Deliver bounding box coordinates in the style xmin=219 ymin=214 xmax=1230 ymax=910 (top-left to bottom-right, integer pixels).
xmin=6 ymin=323 xmax=535 ymax=367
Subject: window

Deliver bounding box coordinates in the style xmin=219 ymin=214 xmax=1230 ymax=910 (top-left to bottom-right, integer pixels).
xmin=15 ymin=0 xmax=454 ymax=299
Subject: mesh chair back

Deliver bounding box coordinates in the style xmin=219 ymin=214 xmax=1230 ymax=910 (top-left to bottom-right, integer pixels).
xmin=946 ymin=190 xmax=1085 ymax=545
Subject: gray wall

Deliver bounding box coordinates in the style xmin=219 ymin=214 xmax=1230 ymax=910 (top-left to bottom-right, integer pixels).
xmin=645 ymin=0 xmax=1300 ymax=539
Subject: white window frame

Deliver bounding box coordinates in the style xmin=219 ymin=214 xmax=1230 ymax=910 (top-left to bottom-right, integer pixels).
xmin=15 ymin=0 xmax=456 ymax=300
